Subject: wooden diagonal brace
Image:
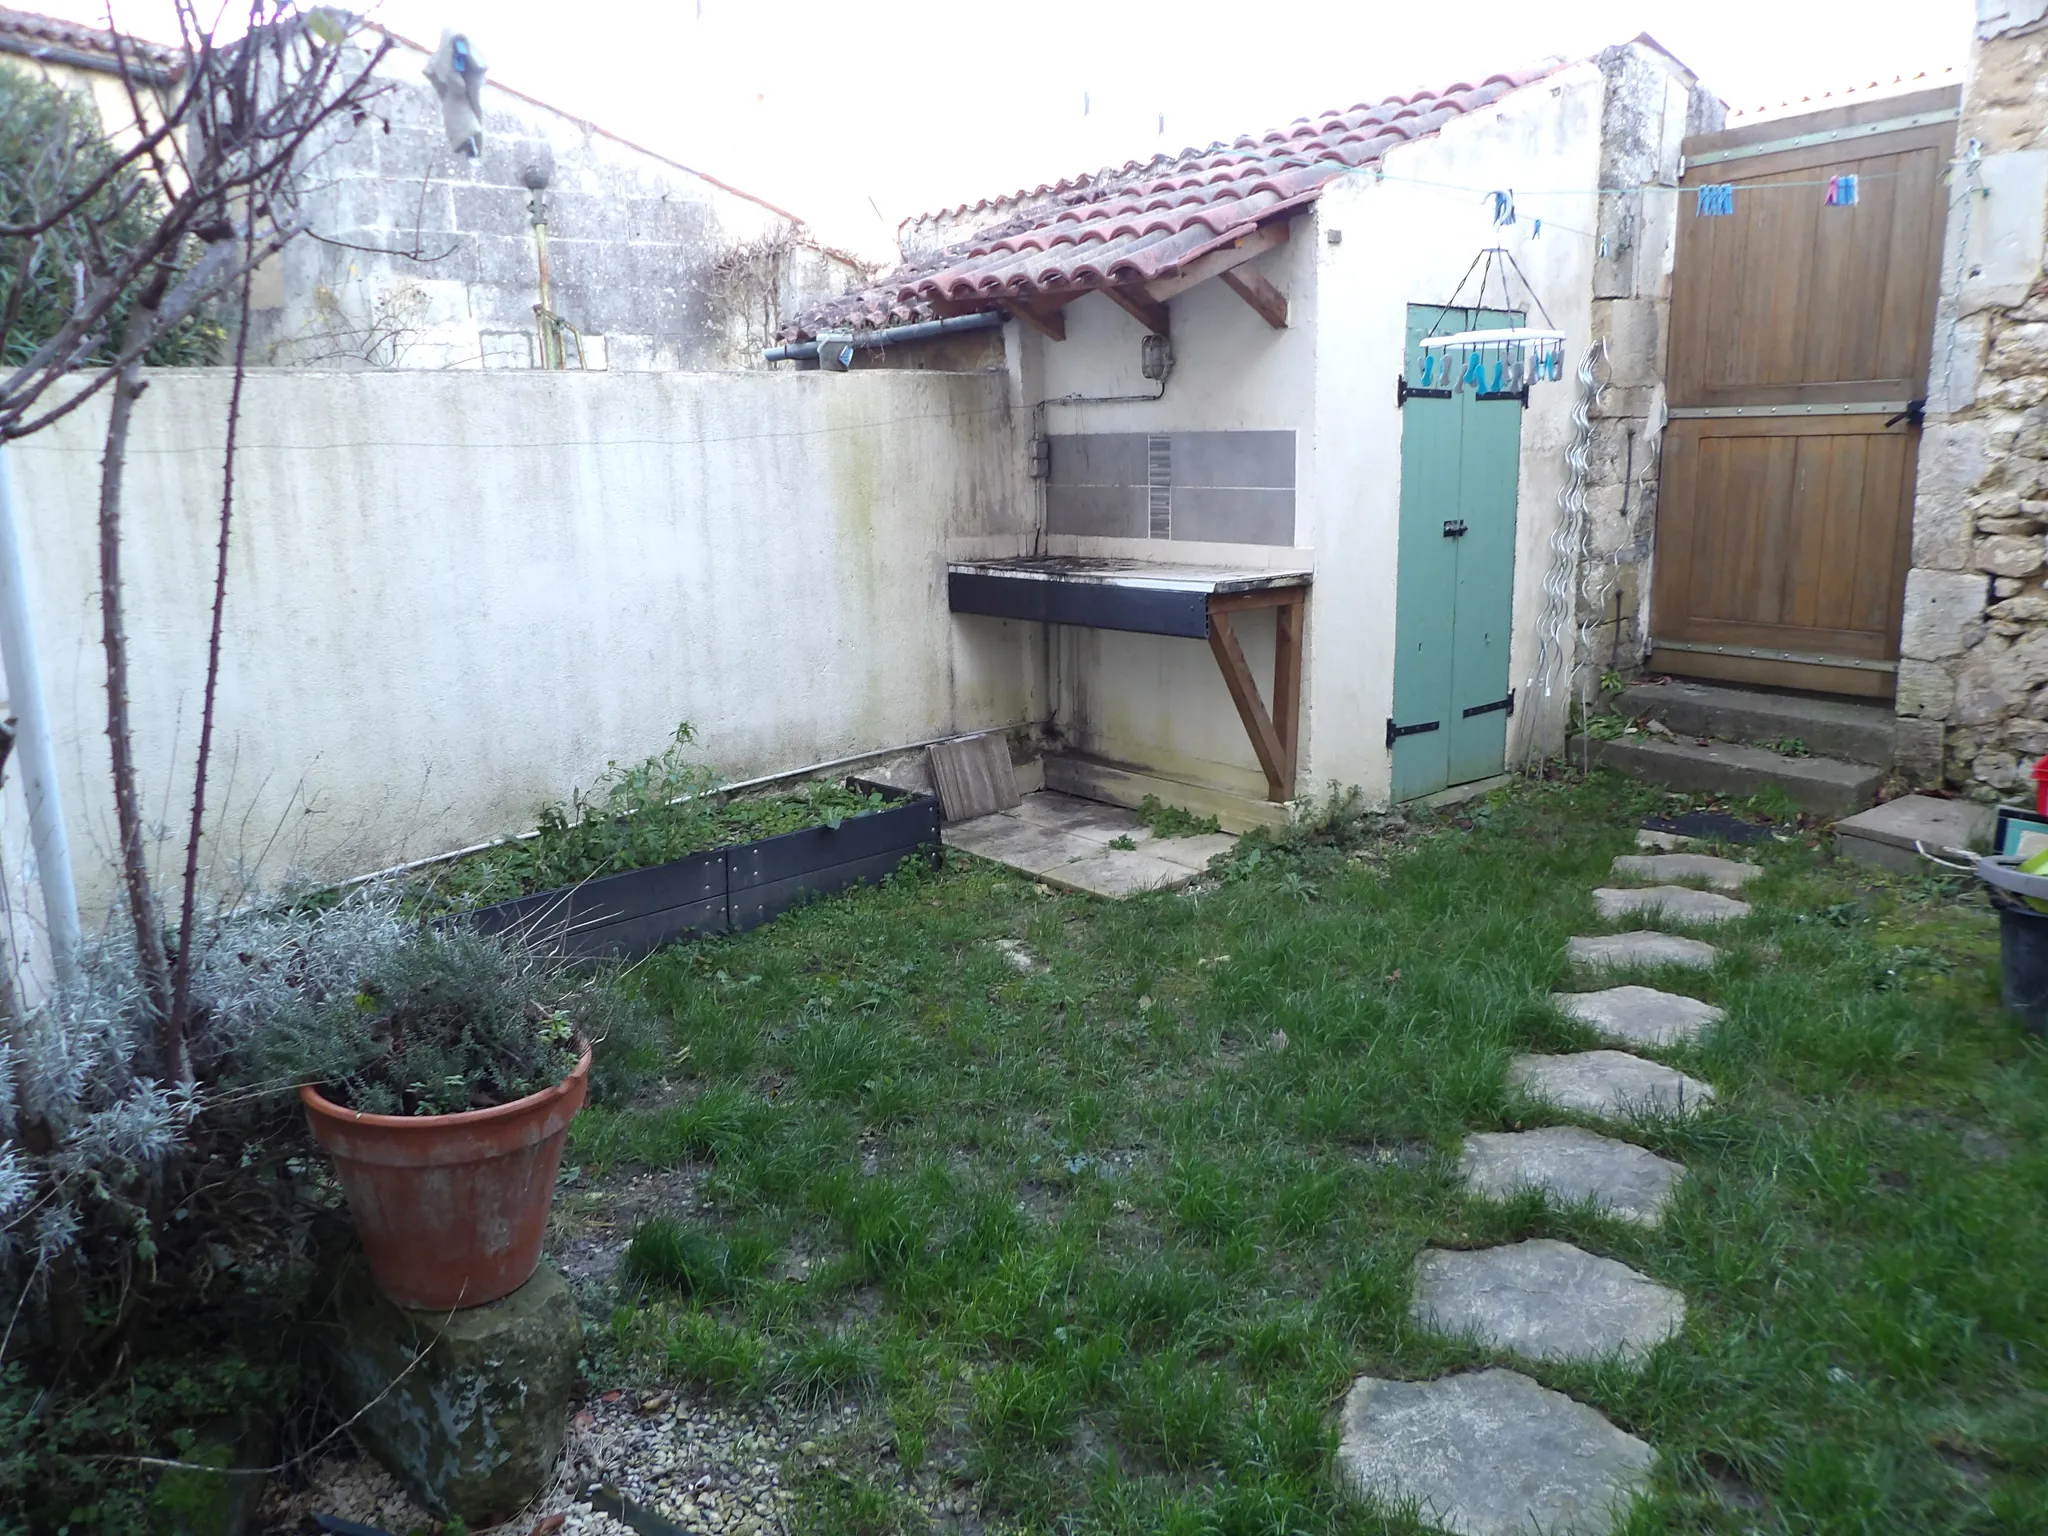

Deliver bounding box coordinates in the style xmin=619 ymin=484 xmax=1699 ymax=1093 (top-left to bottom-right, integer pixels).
xmin=1220 ymin=265 xmax=1288 ymax=328
xmin=1207 ymin=596 xmax=1303 ymax=802
xmin=1104 ymin=284 xmax=1170 ymax=337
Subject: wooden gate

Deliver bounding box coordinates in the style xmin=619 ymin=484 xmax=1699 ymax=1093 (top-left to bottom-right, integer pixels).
xmin=1391 ymin=304 xmax=1523 ymax=802
xmin=1649 ymin=86 xmax=1959 ymax=698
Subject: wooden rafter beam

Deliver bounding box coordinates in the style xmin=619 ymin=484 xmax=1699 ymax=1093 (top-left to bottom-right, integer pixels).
xmin=1006 ymin=299 xmax=1067 ymax=341
xmin=1139 ymin=219 xmax=1292 ymax=304
xmin=1103 ymin=284 xmax=1170 ymax=337
xmin=1220 ymin=265 xmax=1289 ymax=328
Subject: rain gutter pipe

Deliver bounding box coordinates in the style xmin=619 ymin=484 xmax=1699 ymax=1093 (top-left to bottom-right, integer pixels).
xmin=763 ymin=309 xmax=1006 ymax=364
xmin=0 ymin=446 xmax=80 ymax=989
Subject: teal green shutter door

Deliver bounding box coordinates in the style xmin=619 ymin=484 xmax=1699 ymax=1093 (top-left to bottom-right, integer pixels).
xmin=1391 ymin=307 xmax=1459 ymax=802
xmin=1392 ymin=305 xmax=1524 ymax=800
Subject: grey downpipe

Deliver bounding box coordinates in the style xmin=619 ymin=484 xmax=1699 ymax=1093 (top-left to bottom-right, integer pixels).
xmin=0 ymin=446 xmax=80 ymax=989
xmin=764 ymin=309 xmax=1006 ymax=364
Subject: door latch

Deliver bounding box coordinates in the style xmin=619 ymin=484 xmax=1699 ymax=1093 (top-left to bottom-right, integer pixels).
xmin=1884 ymin=398 xmax=1926 ymax=430
xmin=1442 ymin=519 xmax=1468 ymax=538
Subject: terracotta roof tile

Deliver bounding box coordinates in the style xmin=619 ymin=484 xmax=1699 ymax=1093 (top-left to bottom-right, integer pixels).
xmin=789 ymin=66 xmax=1551 ymax=339
xmin=0 ymin=6 xmax=179 ymax=73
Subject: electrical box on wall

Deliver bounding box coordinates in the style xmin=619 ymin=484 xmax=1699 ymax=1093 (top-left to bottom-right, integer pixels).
xmin=1141 ymin=334 xmax=1174 ymax=383
xmin=1027 ymin=436 xmax=1050 ymax=478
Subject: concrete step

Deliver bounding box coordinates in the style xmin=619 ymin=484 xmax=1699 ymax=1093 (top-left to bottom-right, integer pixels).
xmin=1575 ymin=733 xmax=1884 ymax=818
xmin=1616 ymin=681 xmax=1896 ymax=766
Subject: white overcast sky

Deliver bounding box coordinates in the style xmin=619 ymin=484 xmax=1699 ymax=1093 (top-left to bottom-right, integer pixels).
xmin=50 ymin=1 xmax=1975 ymax=257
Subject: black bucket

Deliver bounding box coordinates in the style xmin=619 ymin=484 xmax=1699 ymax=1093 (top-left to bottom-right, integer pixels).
xmin=1993 ymin=889 xmax=2048 ymax=1036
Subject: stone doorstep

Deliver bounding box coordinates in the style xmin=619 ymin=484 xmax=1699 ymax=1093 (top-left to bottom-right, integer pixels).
xmin=1459 ymin=1126 xmax=1687 ymax=1226
xmin=1609 ymin=853 xmax=1763 ymax=890
xmin=1577 ymin=734 xmax=1883 ymax=819
xmin=1411 ymin=1239 xmax=1687 ymax=1364
xmin=1336 ymin=1368 xmax=1655 ymax=1536
xmin=1833 ymin=794 xmax=1998 ymax=877
xmin=1510 ymin=1050 xmax=1717 ymax=1121
xmin=1592 ymin=886 xmax=1752 ymax=924
xmin=1614 ymin=680 xmax=1898 ymax=766
xmin=1554 ymin=986 xmax=1725 ymax=1048
xmin=1567 ymin=931 xmax=1720 ymax=971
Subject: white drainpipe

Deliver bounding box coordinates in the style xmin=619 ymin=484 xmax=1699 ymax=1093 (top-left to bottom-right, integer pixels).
xmin=0 ymin=444 xmax=80 ymax=990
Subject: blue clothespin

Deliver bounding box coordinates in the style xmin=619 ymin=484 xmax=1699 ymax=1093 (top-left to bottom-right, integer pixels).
xmin=1462 ymin=349 xmax=1486 ymax=389
xmin=1531 ymin=218 xmax=1542 ymax=239
xmin=1489 ymin=189 xmax=1515 ymax=227
xmin=1489 ymin=353 xmax=1505 ymax=392
xmin=1696 ymin=184 xmax=1734 ymax=217
xmin=1825 ymin=173 xmax=1858 ymax=207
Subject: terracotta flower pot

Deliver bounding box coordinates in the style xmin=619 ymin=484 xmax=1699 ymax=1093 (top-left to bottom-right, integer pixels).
xmin=301 ymin=1049 xmax=590 ymax=1310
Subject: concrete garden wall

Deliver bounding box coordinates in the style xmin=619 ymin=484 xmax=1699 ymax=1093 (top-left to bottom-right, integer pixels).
xmin=1 ymin=368 xmax=1035 ymax=925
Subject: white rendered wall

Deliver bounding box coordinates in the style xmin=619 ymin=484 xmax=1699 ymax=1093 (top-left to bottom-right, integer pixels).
xmin=1 ymin=369 xmax=1035 ymax=920
xmin=1309 ymin=61 xmax=1610 ymax=804
xmin=1013 ymin=231 xmax=1319 ymax=798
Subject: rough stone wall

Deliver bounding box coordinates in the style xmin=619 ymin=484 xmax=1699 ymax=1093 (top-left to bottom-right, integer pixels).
xmin=1896 ymin=11 xmax=2048 ymax=794
xmin=1576 ymin=45 xmax=1724 ymax=684
xmin=244 ymin=33 xmax=863 ymax=372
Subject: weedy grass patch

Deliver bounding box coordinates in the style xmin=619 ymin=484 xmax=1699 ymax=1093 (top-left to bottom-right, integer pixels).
xmin=579 ymin=774 xmax=2048 ymax=1535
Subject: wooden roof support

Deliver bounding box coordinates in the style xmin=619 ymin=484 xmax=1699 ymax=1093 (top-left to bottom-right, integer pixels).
xmin=1006 ymin=298 xmax=1067 ymax=341
xmin=1220 ymin=264 xmax=1289 ymax=328
xmin=1140 ymin=219 xmax=1292 ymax=304
xmin=1207 ymin=587 xmax=1304 ymax=801
xmin=1104 ymin=284 xmax=1170 ymax=337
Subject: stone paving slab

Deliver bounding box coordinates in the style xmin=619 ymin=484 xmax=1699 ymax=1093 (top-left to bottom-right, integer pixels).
xmin=1610 ymin=853 xmax=1762 ymax=890
xmin=1411 ymin=1239 xmax=1686 ymax=1364
xmin=1567 ymin=932 xmax=1718 ymax=971
xmin=1635 ymin=829 xmax=1695 ymax=851
xmin=1510 ymin=1050 xmax=1716 ymax=1121
xmin=1592 ymin=886 xmax=1751 ymax=924
xmin=1459 ymin=1127 xmax=1686 ymax=1226
xmin=945 ymin=792 xmax=1237 ymax=898
xmin=1336 ymin=1368 xmax=1655 ymax=1536
xmin=1555 ymin=985 xmax=1724 ymax=1048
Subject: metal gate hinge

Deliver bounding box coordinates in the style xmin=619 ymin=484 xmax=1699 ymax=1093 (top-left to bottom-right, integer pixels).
xmin=1463 ymin=690 xmax=1515 ymax=719
xmin=1397 ymin=375 xmax=1451 ymax=407
xmin=1386 ymin=717 xmax=1442 ymax=749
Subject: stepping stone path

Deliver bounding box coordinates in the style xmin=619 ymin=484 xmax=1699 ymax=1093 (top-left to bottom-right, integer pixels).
xmin=1555 ymin=985 xmax=1722 ymax=1047
xmin=1412 ymin=1240 xmax=1686 ymax=1363
xmin=1511 ymin=1050 xmax=1715 ymax=1121
xmin=1337 ymin=1369 xmax=1655 ymax=1536
xmin=1610 ymin=852 xmax=1761 ymax=890
xmin=1567 ymin=931 xmax=1717 ymax=970
xmin=1340 ymin=835 xmax=1742 ymax=1535
xmin=1459 ymin=1127 xmax=1686 ymax=1226
xmin=1592 ymin=885 xmax=1751 ymax=924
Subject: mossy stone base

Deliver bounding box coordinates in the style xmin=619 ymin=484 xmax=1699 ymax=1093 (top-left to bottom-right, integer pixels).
xmin=324 ymin=1261 xmax=580 ymax=1524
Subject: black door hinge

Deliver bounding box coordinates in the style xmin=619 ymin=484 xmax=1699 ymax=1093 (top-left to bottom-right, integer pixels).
xmin=1475 ymin=385 xmax=1530 ymax=407
xmin=1397 ymin=376 xmax=1452 ymax=407
xmin=1442 ymin=519 xmax=1468 ymax=538
xmin=1884 ymin=398 xmax=1926 ymax=430
xmin=1386 ymin=717 xmax=1442 ymax=749
xmin=1462 ymin=690 xmax=1515 ymax=719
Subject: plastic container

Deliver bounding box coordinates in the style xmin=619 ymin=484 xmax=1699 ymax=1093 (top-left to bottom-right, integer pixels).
xmin=1993 ymin=891 xmax=2048 ymax=1037
xmin=301 ymin=1049 xmax=589 ymax=1310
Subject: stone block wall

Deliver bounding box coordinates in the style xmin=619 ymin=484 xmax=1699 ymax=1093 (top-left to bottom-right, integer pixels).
xmin=1897 ymin=10 xmax=2048 ymax=795
xmin=1575 ymin=46 xmax=1724 ymax=683
xmin=243 ymin=31 xmax=865 ymax=372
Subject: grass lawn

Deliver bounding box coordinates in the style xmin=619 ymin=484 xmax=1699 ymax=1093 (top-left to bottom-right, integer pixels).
xmin=566 ymin=773 xmax=2048 ymax=1536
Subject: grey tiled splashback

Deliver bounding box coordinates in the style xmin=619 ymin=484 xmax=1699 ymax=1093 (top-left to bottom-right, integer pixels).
xmin=1045 ymin=430 xmax=1296 ymax=545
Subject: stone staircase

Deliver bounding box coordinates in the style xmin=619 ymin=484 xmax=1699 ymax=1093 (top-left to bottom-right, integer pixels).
xmin=1575 ymin=680 xmax=1897 ymax=817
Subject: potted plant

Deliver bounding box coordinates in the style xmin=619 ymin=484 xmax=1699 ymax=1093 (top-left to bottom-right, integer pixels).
xmin=255 ymin=925 xmax=624 ymax=1310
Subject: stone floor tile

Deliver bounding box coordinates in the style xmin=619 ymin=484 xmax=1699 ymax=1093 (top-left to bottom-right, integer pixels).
xmin=1410 ymin=1239 xmax=1686 ymax=1363
xmin=1458 ymin=1127 xmax=1686 ymax=1226
xmin=1610 ymin=853 xmax=1762 ymax=890
xmin=1554 ymin=985 xmax=1724 ymax=1048
xmin=1336 ymin=1367 xmax=1655 ymax=1536
xmin=1509 ymin=1050 xmax=1716 ymax=1121
xmin=1592 ymin=886 xmax=1751 ymax=924
xmin=1567 ymin=932 xmax=1718 ymax=971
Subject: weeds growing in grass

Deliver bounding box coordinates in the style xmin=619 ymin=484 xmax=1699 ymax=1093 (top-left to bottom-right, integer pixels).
xmin=576 ymin=772 xmax=2048 ymax=1535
